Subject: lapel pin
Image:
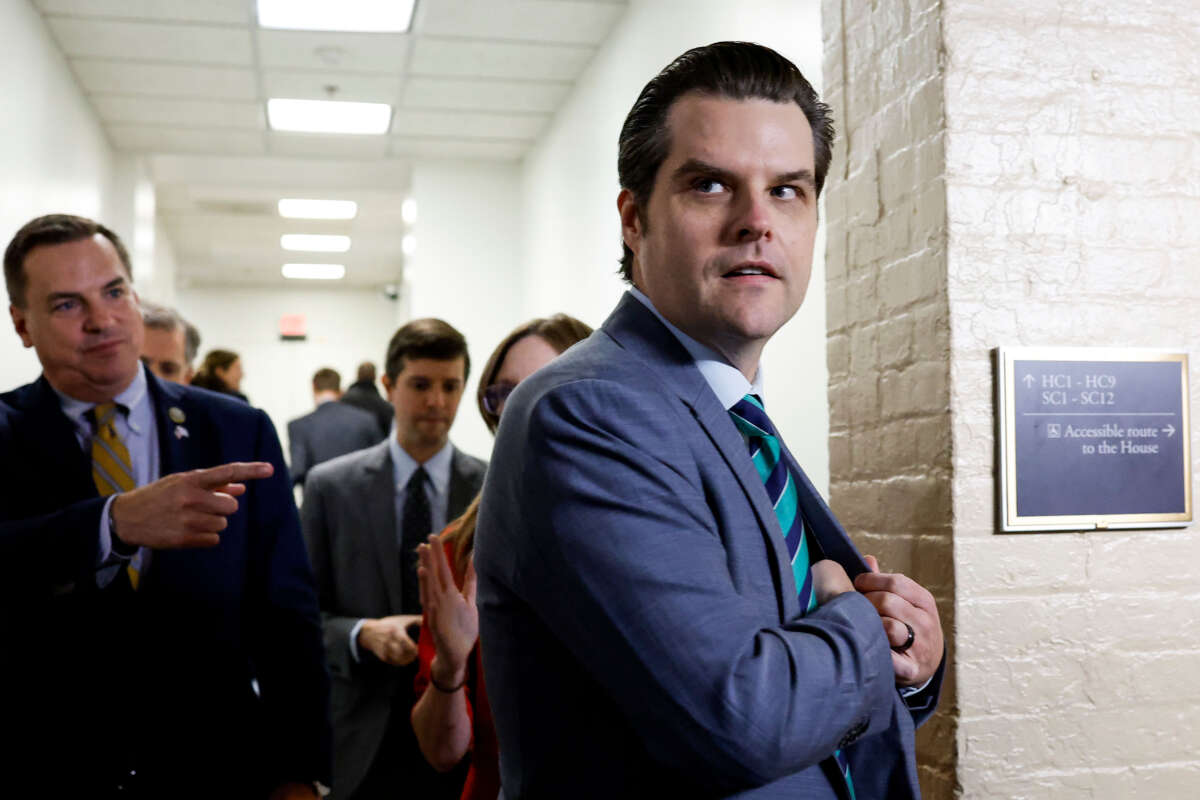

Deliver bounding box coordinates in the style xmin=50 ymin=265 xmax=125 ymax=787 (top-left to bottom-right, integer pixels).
xmin=174 ymin=425 xmax=190 ymax=440
xmin=168 ymin=406 xmax=186 ymax=423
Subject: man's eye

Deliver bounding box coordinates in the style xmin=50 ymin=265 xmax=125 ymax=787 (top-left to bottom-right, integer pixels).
xmin=52 ymin=300 xmax=78 ymax=312
xmin=773 ymin=185 xmax=800 ymax=200
xmin=107 ymin=286 xmax=126 ymax=298
xmin=693 ymin=178 xmax=726 ymax=194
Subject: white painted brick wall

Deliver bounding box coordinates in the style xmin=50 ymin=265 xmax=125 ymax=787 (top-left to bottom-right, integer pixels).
xmin=944 ymin=0 xmax=1200 ymax=797
xmin=827 ymin=0 xmax=1200 ymax=796
xmin=822 ymin=0 xmax=956 ymax=796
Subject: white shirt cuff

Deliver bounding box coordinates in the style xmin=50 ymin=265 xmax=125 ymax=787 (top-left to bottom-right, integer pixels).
xmin=349 ymin=618 xmax=366 ymax=663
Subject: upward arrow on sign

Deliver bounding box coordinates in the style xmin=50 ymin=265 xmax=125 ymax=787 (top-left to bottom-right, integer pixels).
xmin=1022 ymin=374 xmax=1035 ymax=388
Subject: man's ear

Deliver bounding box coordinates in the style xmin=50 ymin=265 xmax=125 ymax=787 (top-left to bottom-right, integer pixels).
xmin=380 ymin=373 xmax=393 ymax=396
xmin=617 ymin=189 xmax=643 ymax=255
xmin=9 ymin=304 xmax=33 ymax=348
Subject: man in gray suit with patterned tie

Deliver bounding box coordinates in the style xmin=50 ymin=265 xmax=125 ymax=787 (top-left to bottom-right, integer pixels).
xmin=302 ymin=318 xmax=486 ymax=799
xmin=475 ymin=42 xmax=945 ymax=799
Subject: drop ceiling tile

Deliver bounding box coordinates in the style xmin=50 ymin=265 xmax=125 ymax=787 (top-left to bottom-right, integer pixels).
xmin=71 ymin=60 xmax=257 ymax=100
xmin=257 ymin=30 xmax=410 ymax=73
xmin=402 ymin=77 xmax=568 ymax=113
xmin=92 ymin=96 xmax=264 ymax=129
xmin=391 ymin=109 xmax=546 ymax=140
xmin=389 ymin=138 xmax=528 ymax=161
xmin=36 ymin=0 xmax=249 ymax=25
xmin=47 ymin=17 xmax=253 ymax=65
xmin=418 ymin=0 xmax=626 ymax=45
xmin=267 ymin=132 xmax=390 ymax=160
xmin=107 ymin=125 xmax=266 ymax=156
xmin=411 ymin=37 xmax=594 ymax=81
xmin=263 ymin=71 xmax=401 ymax=104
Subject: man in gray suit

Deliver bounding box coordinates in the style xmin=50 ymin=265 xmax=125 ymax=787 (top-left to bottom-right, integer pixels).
xmin=475 ymin=42 xmax=944 ymax=798
xmin=288 ymin=367 xmax=380 ymax=488
xmin=302 ymin=319 xmax=486 ymax=799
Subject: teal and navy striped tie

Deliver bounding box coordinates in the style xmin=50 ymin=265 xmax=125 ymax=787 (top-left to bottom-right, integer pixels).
xmin=728 ymin=394 xmax=856 ymax=800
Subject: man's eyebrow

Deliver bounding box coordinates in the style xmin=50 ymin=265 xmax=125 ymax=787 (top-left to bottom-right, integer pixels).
xmin=776 ymin=169 xmax=817 ymax=190
xmin=103 ymin=276 xmax=128 ymax=291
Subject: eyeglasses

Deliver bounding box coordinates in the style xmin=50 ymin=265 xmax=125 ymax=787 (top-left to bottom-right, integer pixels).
xmin=482 ymin=382 xmax=517 ymax=416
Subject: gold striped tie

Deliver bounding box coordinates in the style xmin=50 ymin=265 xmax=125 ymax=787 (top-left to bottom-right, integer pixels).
xmin=90 ymin=403 xmax=140 ymax=589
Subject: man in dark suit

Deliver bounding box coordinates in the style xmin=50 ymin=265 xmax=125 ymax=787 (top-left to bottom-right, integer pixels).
xmin=288 ymin=367 xmax=380 ymax=488
xmin=340 ymin=361 xmax=394 ymax=439
xmin=302 ymin=318 xmax=486 ymax=799
xmin=0 ymin=214 xmax=331 ymax=798
xmin=475 ymin=42 xmax=945 ymax=799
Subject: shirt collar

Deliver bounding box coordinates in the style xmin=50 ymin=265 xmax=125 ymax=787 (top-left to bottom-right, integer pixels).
xmin=388 ymin=434 xmax=454 ymax=497
xmin=628 ymin=287 xmax=765 ymax=410
xmin=52 ymin=363 xmax=151 ymax=432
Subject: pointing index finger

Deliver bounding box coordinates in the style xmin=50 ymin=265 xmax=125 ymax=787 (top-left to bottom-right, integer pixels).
xmin=193 ymin=461 xmax=274 ymax=488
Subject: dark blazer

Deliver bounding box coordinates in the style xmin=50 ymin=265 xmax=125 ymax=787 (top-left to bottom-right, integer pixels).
xmin=288 ymin=400 xmax=382 ymax=487
xmin=301 ymin=440 xmax=487 ymax=797
xmin=0 ymin=371 xmax=332 ymax=797
xmin=475 ymin=294 xmax=943 ymax=799
xmin=340 ymin=379 xmax=394 ymax=439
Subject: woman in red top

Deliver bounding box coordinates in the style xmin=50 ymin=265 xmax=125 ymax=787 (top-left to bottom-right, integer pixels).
xmin=413 ymin=314 xmax=591 ymax=800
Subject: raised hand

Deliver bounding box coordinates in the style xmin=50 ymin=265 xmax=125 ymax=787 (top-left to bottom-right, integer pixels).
xmin=855 ymin=555 xmax=943 ymax=686
xmin=417 ymin=534 xmax=478 ymax=687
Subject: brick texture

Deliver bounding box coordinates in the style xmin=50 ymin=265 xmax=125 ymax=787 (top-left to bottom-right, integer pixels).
xmin=825 ymin=0 xmax=1200 ymax=797
xmin=822 ymin=1 xmax=956 ymax=797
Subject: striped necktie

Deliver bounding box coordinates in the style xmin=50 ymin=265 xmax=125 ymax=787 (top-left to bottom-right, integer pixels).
xmin=90 ymin=403 xmax=142 ymax=590
xmin=728 ymin=394 xmax=856 ymax=800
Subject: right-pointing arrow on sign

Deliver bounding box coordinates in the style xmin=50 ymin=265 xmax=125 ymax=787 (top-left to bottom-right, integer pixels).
xmin=1164 ymin=424 xmax=1176 ymax=437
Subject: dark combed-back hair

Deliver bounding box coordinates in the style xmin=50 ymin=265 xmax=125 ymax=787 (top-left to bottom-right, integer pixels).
xmin=4 ymin=213 xmax=133 ymax=307
xmin=384 ymin=318 xmax=470 ymax=382
xmin=616 ymin=41 xmax=836 ymax=282
xmin=312 ymin=367 xmax=341 ymax=393
xmin=447 ymin=313 xmax=593 ymax=576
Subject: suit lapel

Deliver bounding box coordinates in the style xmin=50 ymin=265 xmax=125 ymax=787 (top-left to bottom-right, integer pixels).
xmin=23 ymin=377 xmax=94 ymax=500
xmin=147 ymin=375 xmax=199 ymax=475
xmin=446 ymin=447 xmax=477 ymax=521
xmin=601 ymin=294 xmax=800 ymax=622
xmin=363 ymin=443 xmax=404 ymax=611
xmin=782 ymin=444 xmax=868 ymax=578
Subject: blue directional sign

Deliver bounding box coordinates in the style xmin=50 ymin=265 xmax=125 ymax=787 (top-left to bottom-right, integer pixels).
xmin=996 ymin=347 xmax=1192 ymax=532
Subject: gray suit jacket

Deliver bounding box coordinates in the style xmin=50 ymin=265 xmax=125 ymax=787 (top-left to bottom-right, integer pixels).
xmin=475 ymin=294 xmax=943 ymax=799
xmin=301 ymin=439 xmax=486 ymax=797
xmin=288 ymin=400 xmax=381 ymax=487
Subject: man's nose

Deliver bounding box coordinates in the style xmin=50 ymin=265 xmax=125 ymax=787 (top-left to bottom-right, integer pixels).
xmin=730 ymin=192 xmax=772 ymax=243
xmin=83 ymin=301 xmax=114 ymax=331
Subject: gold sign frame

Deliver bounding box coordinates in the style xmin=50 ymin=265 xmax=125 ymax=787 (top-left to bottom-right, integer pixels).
xmin=996 ymin=346 xmax=1192 ymax=532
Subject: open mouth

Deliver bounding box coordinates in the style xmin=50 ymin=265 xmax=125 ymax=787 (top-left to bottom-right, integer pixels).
xmin=722 ymin=263 xmax=779 ymax=279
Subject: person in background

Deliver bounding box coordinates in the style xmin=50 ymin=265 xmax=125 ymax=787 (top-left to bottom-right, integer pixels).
xmin=192 ymin=347 xmax=247 ymax=402
xmin=287 ymin=366 xmax=381 ymax=489
xmin=0 ymin=213 xmax=331 ymax=798
xmin=412 ymin=313 xmax=592 ymax=800
xmin=301 ymin=318 xmax=487 ymax=800
xmin=340 ymin=360 xmax=393 ymax=440
xmin=139 ymin=300 xmax=198 ymax=384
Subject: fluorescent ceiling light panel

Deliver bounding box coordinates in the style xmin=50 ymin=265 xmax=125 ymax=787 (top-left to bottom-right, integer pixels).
xmin=401 ymin=198 xmax=418 ymax=225
xmin=268 ymin=98 xmax=391 ymax=135
xmin=282 ymin=263 xmax=345 ymax=280
xmin=278 ymin=199 xmax=358 ymax=220
xmin=281 ymin=234 xmax=351 ymax=252
xmin=257 ymin=0 xmax=416 ymax=32
xmin=402 ymin=234 xmax=417 ymax=256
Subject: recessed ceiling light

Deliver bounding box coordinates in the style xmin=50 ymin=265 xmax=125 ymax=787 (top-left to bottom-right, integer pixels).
xmin=281 ymin=234 xmax=351 ymax=252
xmin=268 ymin=98 xmax=391 ymax=135
xmin=282 ymin=263 xmax=345 ymax=280
xmin=402 ymin=234 xmax=417 ymax=256
xmin=401 ymin=198 xmax=418 ymax=225
xmin=257 ymin=0 xmax=417 ymax=32
xmin=278 ymin=199 xmax=358 ymax=220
